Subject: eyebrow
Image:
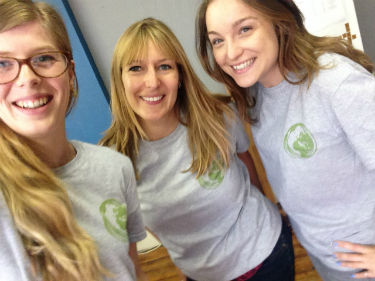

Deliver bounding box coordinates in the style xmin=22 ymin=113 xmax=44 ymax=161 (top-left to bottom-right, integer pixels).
xmin=233 ymin=16 xmax=257 ymax=28
xmin=128 ymin=58 xmax=173 ymax=64
xmin=0 ymin=47 xmax=58 ymax=57
xmin=207 ymin=16 xmax=257 ymax=36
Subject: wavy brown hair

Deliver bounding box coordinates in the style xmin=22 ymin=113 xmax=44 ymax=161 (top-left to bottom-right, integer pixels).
xmin=100 ymin=18 xmax=233 ymax=179
xmin=196 ymin=0 xmax=374 ymax=122
xmin=0 ymin=0 xmax=108 ymax=280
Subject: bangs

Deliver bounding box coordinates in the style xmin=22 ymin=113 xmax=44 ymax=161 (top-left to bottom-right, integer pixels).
xmin=121 ymin=26 xmax=180 ymax=67
xmin=121 ymin=33 xmax=149 ymax=66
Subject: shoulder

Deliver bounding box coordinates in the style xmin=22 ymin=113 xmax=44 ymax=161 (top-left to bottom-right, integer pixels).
xmin=224 ymin=102 xmax=240 ymax=128
xmin=224 ymin=103 xmax=249 ymax=146
xmin=71 ymin=140 xmax=133 ymax=171
xmin=315 ymin=53 xmax=373 ymax=88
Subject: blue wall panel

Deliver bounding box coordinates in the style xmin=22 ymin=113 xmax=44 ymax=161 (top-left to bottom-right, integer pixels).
xmin=40 ymin=0 xmax=112 ymax=144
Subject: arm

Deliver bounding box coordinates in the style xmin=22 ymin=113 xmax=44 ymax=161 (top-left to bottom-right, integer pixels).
xmin=331 ymin=70 xmax=375 ymax=278
xmin=237 ymin=151 xmax=264 ymax=195
xmin=237 ymin=150 xmax=264 ymax=194
xmin=334 ymin=241 xmax=375 ymax=278
xmin=128 ymin=242 xmax=149 ymax=281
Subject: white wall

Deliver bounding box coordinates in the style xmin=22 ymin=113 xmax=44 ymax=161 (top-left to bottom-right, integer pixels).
xmin=66 ymin=0 xmax=226 ymax=94
xmin=354 ymin=0 xmax=375 ymax=65
xmin=67 ymin=0 xmax=374 ymax=96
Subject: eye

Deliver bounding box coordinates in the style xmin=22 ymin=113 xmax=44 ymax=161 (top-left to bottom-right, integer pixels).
xmin=32 ymin=54 xmax=57 ymax=63
xmin=159 ymin=64 xmax=171 ymax=71
xmin=129 ymin=66 xmax=142 ymax=72
xmin=31 ymin=53 xmax=60 ymax=68
xmin=0 ymin=59 xmax=13 ymax=68
xmin=211 ymin=38 xmax=223 ymax=45
xmin=240 ymin=26 xmax=252 ymax=34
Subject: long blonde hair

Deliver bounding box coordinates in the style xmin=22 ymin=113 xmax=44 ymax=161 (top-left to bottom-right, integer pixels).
xmin=100 ymin=18 xmax=233 ymax=178
xmin=196 ymin=0 xmax=374 ymax=122
xmin=0 ymin=0 xmax=107 ymax=280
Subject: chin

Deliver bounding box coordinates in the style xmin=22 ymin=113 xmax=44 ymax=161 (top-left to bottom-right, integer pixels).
xmin=234 ymin=78 xmax=256 ymax=88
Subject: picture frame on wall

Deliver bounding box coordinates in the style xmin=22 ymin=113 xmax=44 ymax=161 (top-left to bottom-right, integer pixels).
xmin=41 ymin=0 xmax=112 ymax=144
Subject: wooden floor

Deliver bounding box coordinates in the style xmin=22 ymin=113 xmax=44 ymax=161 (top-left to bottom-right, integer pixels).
xmin=139 ymin=231 xmax=322 ymax=281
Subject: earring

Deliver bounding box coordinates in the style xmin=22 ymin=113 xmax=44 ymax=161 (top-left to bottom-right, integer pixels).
xmin=178 ymin=82 xmax=181 ymax=88
xmin=70 ymin=85 xmax=77 ymax=97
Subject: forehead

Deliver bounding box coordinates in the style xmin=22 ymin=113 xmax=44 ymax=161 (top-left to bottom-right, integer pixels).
xmin=0 ymin=21 xmax=56 ymax=57
xmin=206 ymin=0 xmax=266 ymax=31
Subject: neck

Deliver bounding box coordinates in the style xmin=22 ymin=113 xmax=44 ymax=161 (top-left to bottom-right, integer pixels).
xmin=24 ymin=134 xmax=76 ymax=169
xmin=140 ymin=113 xmax=180 ymax=141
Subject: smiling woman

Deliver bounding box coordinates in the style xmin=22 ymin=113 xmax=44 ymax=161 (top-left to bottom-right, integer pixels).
xmin=197 ymin=0 xmax=375 ymax=280
xmin=0 ymin=21 xmax=73 ymax=142
xmin=205 ymin=0 xmax=282 ymax=89
xmin=101 ymin=17 xmax=295 ymax=281
xmin=0 ymin=1 xmax=146 ymax=280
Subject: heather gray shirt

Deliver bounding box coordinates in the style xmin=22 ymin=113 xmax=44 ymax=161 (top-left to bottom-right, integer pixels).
xmin=136 ymin=113 xmax=282 ymax=281
xmin=250 ymin=53 xmax=375 ymax=272
xmin=0 ymin=141 xmax=146 ymax=281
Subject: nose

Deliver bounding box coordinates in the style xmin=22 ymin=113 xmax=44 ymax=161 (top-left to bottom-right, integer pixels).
xmin=145 ymin=68 xmax=159 ymax=89
xmin=15 ymin=64 xmax=41 ymax=87
xmin=226 ymin=39 xmax=243 ymax=61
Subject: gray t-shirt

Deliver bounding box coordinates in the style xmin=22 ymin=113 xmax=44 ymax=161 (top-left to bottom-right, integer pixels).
xmin=0 ymin=141 xmax=146 ymax=281
xmin=136 ymin=113 xmax=282 ymax=281
xmin=251 ymin=53 xmax=375 ymax=271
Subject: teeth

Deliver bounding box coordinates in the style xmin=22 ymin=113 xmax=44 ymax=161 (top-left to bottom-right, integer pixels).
xmin=142 ymin=96 xmax=163 ymax=102
xmin=233 ymin=58 xmax=255 ymax=70
xmin=16 ymin=97 xmax=49 ymax=109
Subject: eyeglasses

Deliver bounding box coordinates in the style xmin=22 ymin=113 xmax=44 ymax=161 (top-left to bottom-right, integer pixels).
xmin=0 ymin=51 xmax=71 ymax=84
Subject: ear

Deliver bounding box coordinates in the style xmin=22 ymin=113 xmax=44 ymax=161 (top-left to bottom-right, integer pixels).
xmin=178 ymin=70 xmax=182 ymax=88
xmin=68 ymin=60 xmax=76 ymax=87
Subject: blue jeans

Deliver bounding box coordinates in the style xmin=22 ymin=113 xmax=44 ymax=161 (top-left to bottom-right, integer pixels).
xmin=248 ymin=219 xmax=295 ymax=281
xmin=187 ymin=219 xmax=295 ymax=281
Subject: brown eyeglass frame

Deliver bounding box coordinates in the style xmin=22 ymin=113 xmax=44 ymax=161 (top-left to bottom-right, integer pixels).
xmin=0 ymin=51 xmax=72 ymax=85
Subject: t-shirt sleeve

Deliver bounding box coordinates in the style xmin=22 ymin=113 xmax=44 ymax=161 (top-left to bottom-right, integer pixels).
xmin=227 ymin=103 xmax=250 ymax=154
xmin=124 ymin=163 xmax=147 ymax=243
xmin=331 ymin=69 xmax=375 ymax=170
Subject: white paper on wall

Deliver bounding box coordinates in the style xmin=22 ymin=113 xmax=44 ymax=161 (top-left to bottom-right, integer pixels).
xmin=294 ymin=0 xmax=363 ymax=50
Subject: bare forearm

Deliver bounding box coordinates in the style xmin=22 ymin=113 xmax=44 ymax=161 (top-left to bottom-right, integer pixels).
xmin=129 ymin=242 xmax=149 ymax=281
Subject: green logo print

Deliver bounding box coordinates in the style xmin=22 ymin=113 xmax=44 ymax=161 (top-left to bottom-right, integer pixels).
xmin=100 ymin=199 xmax=128 ymax=243
xmin=283 ymin=123 xmax=317 ymax=158
xmin=198 ymin=160 xmax=225 ymax=190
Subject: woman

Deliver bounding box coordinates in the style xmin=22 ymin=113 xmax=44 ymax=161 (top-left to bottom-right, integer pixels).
xmin=196 ymin=0 xmax=375 ymax=280
xmin=101 ymin=18 xmax=294 ymax=281
xmin=0 ymin=1 xmax=146 ymax=280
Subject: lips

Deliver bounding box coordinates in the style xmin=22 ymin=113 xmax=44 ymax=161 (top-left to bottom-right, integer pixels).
xmin=232 ymin=58 xmax=255 ymax=70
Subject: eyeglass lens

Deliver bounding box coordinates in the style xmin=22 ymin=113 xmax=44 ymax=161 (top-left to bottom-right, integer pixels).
xmin=0 ymin=52 xmax=68 ymax=84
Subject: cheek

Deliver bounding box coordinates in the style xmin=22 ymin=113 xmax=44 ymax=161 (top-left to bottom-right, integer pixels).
xmin=213 ymin=49 xmax=224 ymax=66
xmin=266 ymin=31 xmax=280 ymax=60
xmin=0 ymin=85 xmax=11 ymax=101
xmin=53 ymin=73 xmax=71 ymax=94
xmin=122 ymin=76 xmax=140 ymax=96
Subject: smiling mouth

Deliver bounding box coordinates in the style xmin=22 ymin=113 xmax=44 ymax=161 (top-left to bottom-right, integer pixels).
xmin=232 ymin=58 xmax=255 ymax=70
xmin=15 ymin=97 xmax=50 ymax=109
xmin=141 ymin=95 xmax=164 ymax=102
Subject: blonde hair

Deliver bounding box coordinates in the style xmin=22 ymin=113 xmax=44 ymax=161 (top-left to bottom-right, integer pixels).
xmin=196 ymin=0 xmax=374 ymax=122
xmin=0 ymin=0 xmax=107 ymax=280
xmin=100 ymin=18 xmax=233 ymax=178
